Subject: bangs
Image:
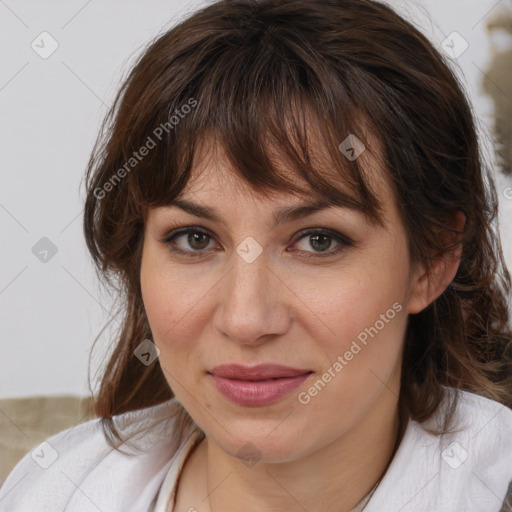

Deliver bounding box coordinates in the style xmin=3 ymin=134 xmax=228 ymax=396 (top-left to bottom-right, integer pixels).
xmin=117 ymin=13 xmax=386 ymax=226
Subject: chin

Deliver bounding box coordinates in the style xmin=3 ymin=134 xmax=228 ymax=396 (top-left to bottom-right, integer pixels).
xmin=210 ymin=425 xmax=312 ymax=465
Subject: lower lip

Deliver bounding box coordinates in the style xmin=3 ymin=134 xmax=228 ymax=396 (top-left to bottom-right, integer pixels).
xmin=210 ymin=373 xmax=312 ymax=406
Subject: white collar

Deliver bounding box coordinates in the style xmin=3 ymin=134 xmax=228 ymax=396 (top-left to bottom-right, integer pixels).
xmin=1 ymin=389 xmax=511 ymax=512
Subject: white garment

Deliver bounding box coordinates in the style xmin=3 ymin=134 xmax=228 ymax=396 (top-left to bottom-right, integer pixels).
xmin=1 ymin=388 xmax=511 ymax=512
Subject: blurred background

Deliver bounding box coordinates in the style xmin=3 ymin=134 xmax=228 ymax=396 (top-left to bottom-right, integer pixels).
xmin=0 ymin=0 xmax=511 ymax=483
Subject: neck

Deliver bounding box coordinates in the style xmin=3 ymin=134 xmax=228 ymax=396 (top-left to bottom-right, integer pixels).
xmin=198 ymin=378 xmax=403 ymax=512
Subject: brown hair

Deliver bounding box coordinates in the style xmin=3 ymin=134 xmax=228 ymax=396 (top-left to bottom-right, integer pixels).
xmin=82 ymin=0 xmax=512 ymax=451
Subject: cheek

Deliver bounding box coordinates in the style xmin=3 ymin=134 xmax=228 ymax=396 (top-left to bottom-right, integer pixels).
xmin=294 ymin=272 xmax=408 ymax=435
xmin=293 ymin=242 xmax=411 ymax=385
xmin=298 ymin=255 xmax=409 ymax=344
xmin=140 ymin=265 xmax=204 ymax=398
xmin=303 ymin=278 xmax=407 ymax=385
xmin=141 ymin=242 xmax=192 ymax=332
xmin=139 ymin=248 xmax=217 ymax=378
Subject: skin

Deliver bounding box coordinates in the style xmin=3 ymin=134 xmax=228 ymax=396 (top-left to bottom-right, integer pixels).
xmin=140 ymin=136 xmax=463 ymax=512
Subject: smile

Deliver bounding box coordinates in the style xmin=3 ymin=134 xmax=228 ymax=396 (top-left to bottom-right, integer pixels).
xmin=209 ymin=372 xmax=313 ymax=406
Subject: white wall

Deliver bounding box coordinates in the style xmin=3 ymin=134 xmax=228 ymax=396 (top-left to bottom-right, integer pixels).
xmin=1 ymin=0 xmax=511 ymax=398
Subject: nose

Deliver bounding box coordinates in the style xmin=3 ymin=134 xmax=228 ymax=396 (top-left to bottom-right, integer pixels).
xmin=212 ymin=247 xmax=291 ymax=346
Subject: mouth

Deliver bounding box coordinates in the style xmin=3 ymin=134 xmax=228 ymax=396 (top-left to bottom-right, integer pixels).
xmin=208 ymin=364 xmax=314 ymax=406
xmin=208 ymin=363 xmax=313 ymax=380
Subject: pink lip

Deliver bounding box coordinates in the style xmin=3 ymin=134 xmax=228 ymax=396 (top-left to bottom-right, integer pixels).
xmin=210 ymin=364 xmax=312 ymax=380
xmin=208 ymin=364 xmax=313 ymax=406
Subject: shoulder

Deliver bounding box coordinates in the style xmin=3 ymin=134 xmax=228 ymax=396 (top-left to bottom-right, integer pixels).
xmin=455 ymin=387 xmax=512 ymax=421
xmin=404 ymin=386 xmax=512 ymax=444
xmin=428 ymin=389 xmax=512 ymax=509
xmin=417 ymin=387 xmax=512 ymax=477
xmin=444 ymin=387 xmax=512 ymax=442
xmin=366 ymin=387 xmax=512 ymax=511
xmin=0 ymin=397 xmax=189 ymax=512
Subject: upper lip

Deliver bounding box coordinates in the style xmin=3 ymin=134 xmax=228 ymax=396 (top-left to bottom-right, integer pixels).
xmin=209 ymin=364 xmax=313 ymax=380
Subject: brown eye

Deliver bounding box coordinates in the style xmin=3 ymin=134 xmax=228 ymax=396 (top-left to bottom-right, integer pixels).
xmin=308 ymin=234 xmax=333 ymax=252
xmin=162 ymin=227 xmax=217 ymax=256
xmin=291 ymin=229 xmax=353 ymax=258
xmin=186 ymin=232 xmax=211 ymax=250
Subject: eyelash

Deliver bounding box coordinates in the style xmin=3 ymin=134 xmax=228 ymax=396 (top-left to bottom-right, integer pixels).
xmin=159 ymin=225 xmax=353 ymax=259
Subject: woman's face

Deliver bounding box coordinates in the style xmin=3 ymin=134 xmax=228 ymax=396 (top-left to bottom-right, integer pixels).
xmin=140 ymin=140 xmax=425 ymax=463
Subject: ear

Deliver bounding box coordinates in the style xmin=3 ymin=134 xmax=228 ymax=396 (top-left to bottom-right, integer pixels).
xmin=407 ymin=211 xmax=466 ymax=315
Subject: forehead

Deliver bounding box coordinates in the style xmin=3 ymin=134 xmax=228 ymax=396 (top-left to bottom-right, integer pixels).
xmin=178 ymin=133 xmax=394 ymax=218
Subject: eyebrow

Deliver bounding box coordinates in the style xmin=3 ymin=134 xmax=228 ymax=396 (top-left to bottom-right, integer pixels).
xmin=167 ymin=195 xmax=365 ymax=227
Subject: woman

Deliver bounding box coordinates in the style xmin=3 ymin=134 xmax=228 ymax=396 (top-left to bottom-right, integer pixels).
xmin=1 ymin=0 xmax=512 ymax=511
